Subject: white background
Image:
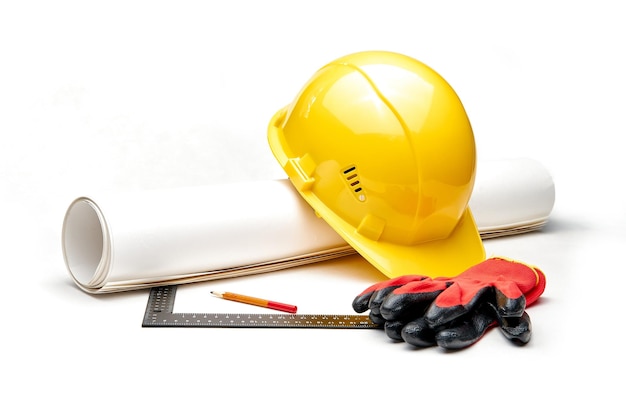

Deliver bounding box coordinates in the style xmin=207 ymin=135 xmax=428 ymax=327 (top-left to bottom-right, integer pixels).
xmin=1 ymin=1 xmax=625 ymax=416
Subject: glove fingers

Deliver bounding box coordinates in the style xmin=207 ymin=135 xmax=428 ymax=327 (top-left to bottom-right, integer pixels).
xmin=352 ymin=286 xmax=392 ymax=314
xmin=435 ymin=307 xmax=497 ymax=350
xmin=352 ymin=292 xmax=374 ymax=313
xmin=499 ymin=311 xmax=532 ymax=344
xmin=354 ymin=285 xmax=409 ymax=324
xmin=405 ymin=304 xmax=532 ymax=349
xmin=400 ymin=317 xmax=437 ymax=347
xmin=426 ymin=284 xmax=491 ymax=327
xmin=355 ymin=285 xmax=420 ymax=323
xmin=352 ymin=275 xmax=427 ymax=313
xmin=427 ymin=282 xmax=528 ymax=328
xmin=352 ymin=285 xmax=395 ymax=313
xmin=384 ymin=320 xmax=406 ymax=341
xmin=368 ymin=311 xmax=387 ymax=326
xmin=379 ymin=280 xmax=448 ymax=321
xmin=495 ymin=284 xmax=526 ymax=317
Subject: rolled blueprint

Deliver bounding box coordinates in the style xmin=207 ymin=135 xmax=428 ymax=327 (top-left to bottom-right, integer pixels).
xmin=62 ymin=158 xmax=555 ymax=293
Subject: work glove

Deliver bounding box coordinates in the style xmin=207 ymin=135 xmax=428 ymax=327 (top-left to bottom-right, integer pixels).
xmin=353 ymin=257 xmax=546 ymax=349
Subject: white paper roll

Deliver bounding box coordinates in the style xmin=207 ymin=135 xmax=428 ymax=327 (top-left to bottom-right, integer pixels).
xmin=62 ymin=158 xmax=555 ymax=293
xmin=470 ymin=158 xmax=556 ymax=238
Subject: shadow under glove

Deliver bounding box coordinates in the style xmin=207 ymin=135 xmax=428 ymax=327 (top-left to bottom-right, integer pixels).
xmin=353 ymin=257 xmax=546 ymax=349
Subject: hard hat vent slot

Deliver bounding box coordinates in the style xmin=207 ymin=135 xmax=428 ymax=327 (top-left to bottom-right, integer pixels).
xmin=342 ymin=165 xmax=366 ymax=201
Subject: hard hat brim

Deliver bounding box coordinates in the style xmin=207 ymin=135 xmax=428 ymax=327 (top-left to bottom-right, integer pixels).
xmin=304 ymin=191 xmax=486 ymax=278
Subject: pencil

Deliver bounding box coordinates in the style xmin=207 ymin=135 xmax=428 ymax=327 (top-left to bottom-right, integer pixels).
xmin=210 ymin=291 xmax=298 ymax=314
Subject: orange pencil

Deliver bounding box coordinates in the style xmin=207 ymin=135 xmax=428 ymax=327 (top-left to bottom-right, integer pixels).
xmin=211 ymin=291 xmax=298 ymax=314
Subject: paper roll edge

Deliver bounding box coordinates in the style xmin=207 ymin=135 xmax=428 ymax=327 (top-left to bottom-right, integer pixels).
xmin=62 ymin=197 xmax=111 ymax=291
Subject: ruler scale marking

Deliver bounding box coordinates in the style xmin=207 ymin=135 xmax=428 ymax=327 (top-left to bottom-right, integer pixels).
xmin=142 ymin=285 xmax=379 ymax=329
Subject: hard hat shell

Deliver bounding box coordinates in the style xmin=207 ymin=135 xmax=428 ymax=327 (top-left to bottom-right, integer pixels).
xmin=268 ymin=51 xmax=485 ymax=278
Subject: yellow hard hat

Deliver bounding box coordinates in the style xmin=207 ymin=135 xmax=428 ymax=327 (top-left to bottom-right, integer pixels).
xmin=267 ymin=50 xmax=485 ymax=278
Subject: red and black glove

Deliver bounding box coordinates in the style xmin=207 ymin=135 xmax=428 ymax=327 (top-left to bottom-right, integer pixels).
xmin=353 ymin=257 xmax=546 ymax=349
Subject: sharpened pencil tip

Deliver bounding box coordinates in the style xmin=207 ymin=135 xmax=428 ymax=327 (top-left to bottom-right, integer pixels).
xmin=210 ymin=291 xmax=223 ymax=298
